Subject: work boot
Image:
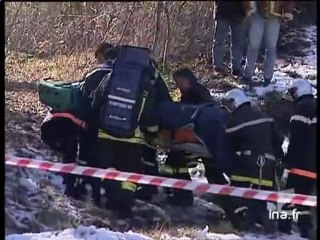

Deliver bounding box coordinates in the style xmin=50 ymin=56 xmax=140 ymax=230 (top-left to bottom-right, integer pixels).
xmin=214 ymin=66 xmax=229 ymax=76
xmin=229 ymin=206 xmax=254 ymax=231
xmin=298 ymin=215 xmax=313 ymax=239
xmin=263 ymin=78 xmax=271 ymax=87
xmin=278 ymin=203 xmax=294 ymax=234
xmin=232 ymin=68 xmax=242 ymax=77
xmin=63 ymin=175 xmax=78 ymax=198
xmin=241 ymin=76 xmax=253 ymax=91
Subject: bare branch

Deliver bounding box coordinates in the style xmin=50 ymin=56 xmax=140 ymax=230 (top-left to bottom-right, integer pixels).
xmin=151 ymin=2 xmax=163 ymax=52
xmin=118 ymin=3 xmax=137 ymax=45
xmin=162 ymin=2 xmax=171 ymax=65
xmin=5 ymin=2 xmax=23 ymax=45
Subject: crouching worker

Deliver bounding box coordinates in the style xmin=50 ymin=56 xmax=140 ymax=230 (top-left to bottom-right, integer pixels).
xmin=161 ymin=68 xmax=214 ymax=206
xmin=221 ymin=88 xmax=284 ymax=232
xmin=278 ymin=79 xmax=316 ymax=239
xmin=40 ymin=42 xmax=116 ymax=204
xmin=90 ymin=46 xmax=171 ymax=218
xmin=40 ymin=107 xmax=88 ymax=199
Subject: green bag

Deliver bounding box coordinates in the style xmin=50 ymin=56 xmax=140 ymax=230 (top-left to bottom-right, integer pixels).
xmin=38 ymin=80 xmax=83 ymax=112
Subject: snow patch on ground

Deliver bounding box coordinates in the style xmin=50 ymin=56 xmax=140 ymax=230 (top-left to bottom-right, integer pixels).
xmin=211 ymin=25 xmax=317 ymax=101
xmin=6 ymin=225 xmax=307 ymax=240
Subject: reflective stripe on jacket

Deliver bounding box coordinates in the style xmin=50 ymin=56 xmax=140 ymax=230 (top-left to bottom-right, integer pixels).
xmin=50 ymin=112 xmax=87 ymax=128
xmin=230 ymin=175 xmax=273 ymax=187
xmin=290 ymin=168 xmax=317 ymax=179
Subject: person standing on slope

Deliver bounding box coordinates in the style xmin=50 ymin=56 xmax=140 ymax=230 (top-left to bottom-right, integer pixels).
xmin=242 ymin=1 xmax=295 ymax=88
xmin=278 ymin=79 xmax=317 ymax=239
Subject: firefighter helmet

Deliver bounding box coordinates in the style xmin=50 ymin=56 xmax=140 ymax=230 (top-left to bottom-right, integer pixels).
xmin=222 ymin=89 xmax=250 ymax=112
xmin=284 ymin=79 xmax=313 ymax=101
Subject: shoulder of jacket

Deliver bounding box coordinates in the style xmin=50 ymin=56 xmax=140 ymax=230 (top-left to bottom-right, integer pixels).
xmin=85 ymin=66 xmax=112 ymax=78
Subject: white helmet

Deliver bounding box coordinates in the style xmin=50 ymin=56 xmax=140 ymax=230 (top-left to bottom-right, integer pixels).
xmin=284 ymin=79 xmax=313 ymax=101
xmin=222 ymin=89 xmax=250 ymax=112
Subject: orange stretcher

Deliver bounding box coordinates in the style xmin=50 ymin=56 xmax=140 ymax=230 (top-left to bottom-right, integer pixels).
xmin=159 ymin=126 xmax=212 ymax=158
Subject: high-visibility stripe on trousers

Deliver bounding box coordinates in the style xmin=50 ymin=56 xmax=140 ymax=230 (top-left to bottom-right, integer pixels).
xmin=121 ymin=182 xmax=137 ymax=192
xmin=230 ymin=175 xmax=273 ymax=187
xmin=159 ymin=165 xmax=189 ymax=175
xmin=290 ymin=168 xmax=317 ymax=179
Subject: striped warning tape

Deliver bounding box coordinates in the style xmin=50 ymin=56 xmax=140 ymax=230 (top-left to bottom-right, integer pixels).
xmin=5 ymin=155 xmax=317 ymax=207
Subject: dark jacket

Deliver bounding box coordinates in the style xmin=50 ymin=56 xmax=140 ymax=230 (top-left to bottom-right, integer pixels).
xmin=215 ymin=0 xmax=246 ymax=22
xmin=284 ymin=95 xmax=316 ymax=174
xmin=226 ymin=103 xmax=284 ymax=187
xmin=181 ymin=82 xmax=212 ymax=105
xmin=81 ymin=61 xmax=114 ymax=99
xmin=41 ymin=110 xmax=80 ymax=159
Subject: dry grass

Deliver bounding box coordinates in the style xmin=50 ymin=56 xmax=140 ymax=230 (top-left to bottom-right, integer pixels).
xmin=136 ymin=222 xmax=236 ymax=239
xmin=5 ymin=52 xmax=96 ymax=117
xmin=5 ymin=51 xmax=237 ymax=119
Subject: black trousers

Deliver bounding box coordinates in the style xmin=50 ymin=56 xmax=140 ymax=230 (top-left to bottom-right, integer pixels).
xmin=164 ymin=151 xmax=193 ymax=202
xmin=220 ymin=181 xmax=275 ymax=230
xmin=202 ymin=158 xmax=229 ymax=185
xmin=78 ymin=125 xmax=100 ymax=205
xmin=142 ymin=145 xmax=158 ymax=176
xmin=278 ymin=173 xmax=316 ymax=236
xmin=60 ymin=134 xmax=79 ymax=198
xmin=139 ymin=145 xmax=158 ymax=194
xmin=97 ymin=138 xmax=143 ymax=214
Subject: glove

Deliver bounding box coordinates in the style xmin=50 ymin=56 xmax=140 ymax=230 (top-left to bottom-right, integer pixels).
xmin=283 ymin=12 xmax=294 ymax=22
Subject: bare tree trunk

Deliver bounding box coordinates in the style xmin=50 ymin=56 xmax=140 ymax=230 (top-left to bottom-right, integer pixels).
xmin=162 ymin=2 xmax=171 ymax=65
xmin=5 ymin=2 xmax=23 ymax=45
xmin=118 ymin=3 xmax=137 ymax=45
xmin=151 ymin=1 xmax=162 ymax=52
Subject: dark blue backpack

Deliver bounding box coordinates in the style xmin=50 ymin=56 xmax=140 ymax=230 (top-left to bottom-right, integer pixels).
xmin=97 ymin=45 xmax=152 ymax=138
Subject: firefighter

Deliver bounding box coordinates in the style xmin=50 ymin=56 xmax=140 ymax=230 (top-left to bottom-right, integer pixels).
xmin=41 ymin=111 xmax=84 ymax=199
xmin=278 ymin=79 xmax=316 ymax=239
xmin=162 ymin=68 xmax=214 ymax=206
xmin=135 ymin=59 xmax=172 ymax=201
xmin=79 ymin=42 xmax=118 ymax=206
xmin=221 ymin=88 xmax=284 ymax=232
xmin=92 ymin=54 xmax=171 ymax=218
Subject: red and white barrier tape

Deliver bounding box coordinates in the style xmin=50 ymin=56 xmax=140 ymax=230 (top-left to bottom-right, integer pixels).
xmin=5 ymin=155 xmax=317 ymax=207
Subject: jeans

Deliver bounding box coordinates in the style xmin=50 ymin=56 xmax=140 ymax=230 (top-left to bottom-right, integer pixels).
xmin=244 ymin=13 xmax=280 ymax=80
xmin=212 ymin=19 xmax=246 ymax=70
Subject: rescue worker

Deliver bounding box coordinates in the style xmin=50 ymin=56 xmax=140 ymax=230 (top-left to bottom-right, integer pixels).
xmin=278 ymin=79 xmax=316 ymax=239
xmin=41 ymin=42 xmax=117 ymax=204
xmin=221 ymin=88 xmax=284 ymax=232
xmin=162 ymin=68 xmax=213 ymax=206
xmin=40 ymin=110 xmax=84 ymax=199
xmin=90 ymin=51 xmax=171 ymax=218
xmin=135 ymin=59 xmax=172 ymax=201
xmin=79 ymin=42 xmax=118 ymax=205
